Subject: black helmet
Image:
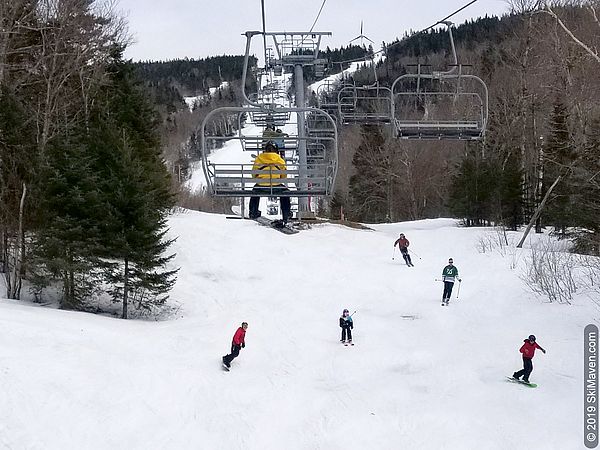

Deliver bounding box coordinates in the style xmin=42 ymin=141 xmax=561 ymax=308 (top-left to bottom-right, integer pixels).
xmin=528 ymin=334 xmax=536 ymax=341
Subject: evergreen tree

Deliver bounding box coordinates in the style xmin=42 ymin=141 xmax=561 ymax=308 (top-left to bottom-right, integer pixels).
xmin=31 ymin=129 xmax=104 ymax=309
xmin=347 ymin=126 xmax=390 ymax=222
xmin=448 ymin=153 xmax=496 ymax=226
xmin=544 ymin=97 xmax=575 ymax=235
xmin=496 ymin=155 xmax=524 ymax=231
xmin=91 ymin=48 xmax=177 ymax=318
xmin=571 ymin=118 xmax=600 ymax=254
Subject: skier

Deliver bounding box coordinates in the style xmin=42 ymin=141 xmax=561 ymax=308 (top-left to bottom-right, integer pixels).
xmin=394 ymin=233 xmax=413 ymax=266
xmin=222 ymin=322 xmax=248 ymax=369
xmin=512 ymin=334 xmax=546 ymax=384
xmin=272 ymin=128 xmax=288 ymax=155
xmin=248 ymin=142 xmax=291 ymax=224
xmin=441 ymin=258 xmax=461 ymax=305
xmin=339 ymin=309 xmax=354 ymax=345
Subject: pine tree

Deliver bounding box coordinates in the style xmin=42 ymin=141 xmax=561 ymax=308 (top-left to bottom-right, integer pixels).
xmin=571 ymin=118 xmax=600 ymax=254
xmin=544 ymin=97 xmax=575 ymax=235
xmin=347 ymin=126 xmax=390 ymax=222
xmin=90 ymin=48 xmax=177 ymax=319
xmin=448 ymin=154 xmax=496 ymax=226
xmin=31 ymin=129 xmax=104 ymax=309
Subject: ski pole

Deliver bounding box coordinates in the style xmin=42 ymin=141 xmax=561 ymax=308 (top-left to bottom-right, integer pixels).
xmin=392 ymin=246 xmax=396 ymax=260
xmin=409 ymin=249 xmax=422 ymax=260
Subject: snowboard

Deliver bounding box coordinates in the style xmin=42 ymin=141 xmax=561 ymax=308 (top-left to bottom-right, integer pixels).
xmin=342 ymin=341 xmax=354 ymax=346
xmin=252 ymin=216 xmax=299 ymax=235
xmin=506 ymin=376 xmax=537 ymax=388
xmin=221 ymin=359 xmax=230 ymax=371
xmin=231 ymin=205 xmax=299 ymax=235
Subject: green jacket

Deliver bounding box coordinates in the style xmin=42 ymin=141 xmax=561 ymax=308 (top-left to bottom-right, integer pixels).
xmin=442 ymin=265 xmax=459 ymax=283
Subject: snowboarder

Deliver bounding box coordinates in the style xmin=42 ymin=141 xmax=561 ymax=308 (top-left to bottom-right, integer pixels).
xmin=512 ymin=334 xmax=546 ymax=383
xmin=394 ymin=233 xmax=413 ymax=266
xmin=441 ymin=258 xmax=461 ymax=305
xmin=248 ymin=142 xmax=291 ymax=223
xmin=339 ymin=309 xmax=353 ymax=344
xmin=222 ymin=322 xmax=248 ymax=369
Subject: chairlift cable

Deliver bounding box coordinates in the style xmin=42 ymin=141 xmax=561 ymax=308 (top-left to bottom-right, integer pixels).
xmin=309 ymin=0 xmax=328 ymax=33
xmin=261 ymin=0 xmax=268 ymax=68
xmin=329 ymin=0 xmax=480 ymax=66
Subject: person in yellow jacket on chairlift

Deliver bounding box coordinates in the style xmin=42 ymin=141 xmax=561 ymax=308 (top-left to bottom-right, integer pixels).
xmin=249 ymin=142 xmax=291 ymax=224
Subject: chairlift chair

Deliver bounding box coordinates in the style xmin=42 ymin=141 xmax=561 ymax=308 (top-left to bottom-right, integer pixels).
xmin=337 ymin=84 xmax=393 ymax=124
xmin=201 ymin=106 xmax=338 ymax=197
xmin=391 ymin=66 xmax=488 ymax=140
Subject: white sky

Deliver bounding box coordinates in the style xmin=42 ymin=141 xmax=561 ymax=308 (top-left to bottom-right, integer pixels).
xmin=117 ymin=0 xmax=510 ymax=62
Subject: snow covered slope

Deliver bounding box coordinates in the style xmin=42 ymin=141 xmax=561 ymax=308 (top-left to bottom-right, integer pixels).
xmin=0 ymin=212 xmax=594 ymax=449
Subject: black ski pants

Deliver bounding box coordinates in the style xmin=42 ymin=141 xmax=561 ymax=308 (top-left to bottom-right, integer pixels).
xmin=341 ymin=326 xmax=352 ymax=342
xmin=442 ymin=281 xmax=455 ymax=300
xmin=400 ymin=248 xmax=412 ymax=265
xmin=514 ymin=357 xmax=534 ymax=382
xmin=249 ymin=185 xmax=291 ymax=221
xmin=223 ymin=344 xmax=241 ymax=365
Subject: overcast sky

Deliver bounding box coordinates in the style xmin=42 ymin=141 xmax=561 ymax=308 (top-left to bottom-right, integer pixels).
xmin=117 ymin=0 xmax=510 ymax=62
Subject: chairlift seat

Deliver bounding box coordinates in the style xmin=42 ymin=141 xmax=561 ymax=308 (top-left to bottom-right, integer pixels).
xmin=395 ymin=120 xmax=484 ymax=140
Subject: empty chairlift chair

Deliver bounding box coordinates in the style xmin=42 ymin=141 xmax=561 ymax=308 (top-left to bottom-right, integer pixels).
xmin=391 ymin=66 xmax=488 ymax=140
xmin=337 ymin=84 xmax=393 ymax=125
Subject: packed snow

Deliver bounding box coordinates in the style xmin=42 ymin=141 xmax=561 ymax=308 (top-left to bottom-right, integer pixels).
xmin=0 ymin=212 xmax=595 ymax=449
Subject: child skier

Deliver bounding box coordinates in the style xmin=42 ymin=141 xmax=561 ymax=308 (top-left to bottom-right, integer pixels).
xmin=339 ymin=309 xmax=354 ymax=345
xmin=394 ymin=233 xmax=413 ymax=266
xmin=441 ymin=258 xmax=461 ymax=305
xmin=512 ymin=334 xmax=546 ymax=383
xmin=222 ymin=322 xmax=248 ymax=369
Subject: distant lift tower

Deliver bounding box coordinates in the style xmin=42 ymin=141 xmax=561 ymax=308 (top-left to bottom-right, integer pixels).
xmin=244 ymin=31 xmax=331 ymax=217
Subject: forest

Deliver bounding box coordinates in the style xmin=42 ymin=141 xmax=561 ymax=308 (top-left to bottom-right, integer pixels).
xmin=326 ymin=3 xmax=600 ymax=256
xmin=0 ymin=0 xmax=176 ymax=317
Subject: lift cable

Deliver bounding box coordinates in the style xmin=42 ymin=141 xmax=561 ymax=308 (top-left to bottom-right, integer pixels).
xmin=329 ymin=0 xmax=479 ymax=66
xmin=309 ymin=0 xmax=328 ymax=33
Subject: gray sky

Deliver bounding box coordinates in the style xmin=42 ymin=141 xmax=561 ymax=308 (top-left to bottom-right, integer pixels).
xmin=117 ymin=0 xmax=509 ymax=62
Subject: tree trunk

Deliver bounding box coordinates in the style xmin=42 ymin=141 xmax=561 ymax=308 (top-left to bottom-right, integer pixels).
xmin=122 ymin=258 xmax=129 ymax=319
xmin=517 ymin=174 xmax=563 ymax=248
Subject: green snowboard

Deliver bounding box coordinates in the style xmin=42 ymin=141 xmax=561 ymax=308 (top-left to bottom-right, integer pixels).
xmin=506 ymin=376 xmax=537 ymax=388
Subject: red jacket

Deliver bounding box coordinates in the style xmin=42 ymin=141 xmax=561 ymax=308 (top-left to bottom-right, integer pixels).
xmin=520 ymin=340 xmax=542 ymax=359
xmin=232 ymin=327 xmax=246 ymax=346
xmin=394 ymin=237 xmax=410 ymax=249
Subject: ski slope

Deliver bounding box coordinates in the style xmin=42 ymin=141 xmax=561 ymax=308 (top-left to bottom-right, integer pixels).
xmin=0 ymin=212 xmax=594 ymax=449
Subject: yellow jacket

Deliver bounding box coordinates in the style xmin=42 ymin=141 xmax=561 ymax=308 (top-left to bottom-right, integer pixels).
xmin=252 ymin=152 xmax=287 ymax=186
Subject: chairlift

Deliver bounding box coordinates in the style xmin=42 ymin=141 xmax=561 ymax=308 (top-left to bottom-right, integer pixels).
xmin=390 ymin=22 xmax=489 ymax=140
xmin=201 ymin=106 xmax=338 ymax=197
xmin=337 ymin=84 xmax=392 ymax=124
xmin=391 ymin=66 xmax=488 ymax=140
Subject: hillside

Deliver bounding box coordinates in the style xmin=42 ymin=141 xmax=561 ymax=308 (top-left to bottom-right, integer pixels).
xmin=0 ymin=213 xmax=593 ymax=449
